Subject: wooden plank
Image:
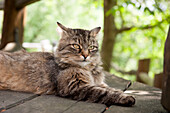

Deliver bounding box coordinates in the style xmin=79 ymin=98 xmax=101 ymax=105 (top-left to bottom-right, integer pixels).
xmin=15 ymin=0 xmax=40 ymax=9
xmin=106 ymin=91 xmax=166 ymax=113
xmin=5 ymin=95 xmax=78 ymax=113
xmin=63 ymin=101 xmax=106 ymax=113
xmin=0 ymin=74 xmax=167 ymax=113
xmin=105 ymin=72 xmax=129 ymax=90
xmin=0 ymin=90 xmax=35 ymax=111
xmin=161 ymin=25 xmax=170 ymax=111
xmin=104 ymin=74 xmax=166 ymax=113
xmin=5 ymin=95 xmax=106 ymax=113
xmin=106 ymin=95 xmax=166 ymax=113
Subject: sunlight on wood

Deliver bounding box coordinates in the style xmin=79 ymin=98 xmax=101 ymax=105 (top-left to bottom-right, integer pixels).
xmin=125 ymin=90 xmax=161 ymax=95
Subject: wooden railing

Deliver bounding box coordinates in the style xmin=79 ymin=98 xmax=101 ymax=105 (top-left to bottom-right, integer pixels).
xmin=0 ymin=0 xmax=40 ymax=50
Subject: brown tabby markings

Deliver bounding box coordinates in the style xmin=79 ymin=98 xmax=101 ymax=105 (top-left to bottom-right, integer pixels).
xmin=0 ymin=22 xmax=135 ymax=106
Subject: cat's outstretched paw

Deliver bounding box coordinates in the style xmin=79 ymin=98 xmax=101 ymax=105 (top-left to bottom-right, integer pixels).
xmin=118 ymin=95 xmax=135 ymax=106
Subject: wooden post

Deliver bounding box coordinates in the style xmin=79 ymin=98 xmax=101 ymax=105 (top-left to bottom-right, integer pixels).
xmin=154 ymin=73 xmax=163 ymax=89
xmin=15 ymin=8 xmax=26 ymax=46
xmin=0 ymin=0 xmax=4 ymax=10
xmin=0 ymin=0 xmax=17 ymax=49
xmin=0 ymin=0 xmax=26 ymax=50
xmin=161 ymin=25 xmax=170 ymax=111
xmin=137 ymin=59 xmax=150 ymax=83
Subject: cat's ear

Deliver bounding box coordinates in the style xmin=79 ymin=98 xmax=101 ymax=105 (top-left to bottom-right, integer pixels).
xmin=57 ymin=22 xmax=70 ymax=35
xmin=90 ymin=27 xmax=101 ymax=37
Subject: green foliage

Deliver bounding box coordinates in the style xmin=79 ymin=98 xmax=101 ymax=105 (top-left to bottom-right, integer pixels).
xmin=1 ymin=0 xmax=169 ymax=81
xmin=110 ymin=0 xmax=170 ymax=80
xmin=0 ymin=11 xmax=3 ymax=35
xmin=24 ymin=0 xmax=103 ymax=43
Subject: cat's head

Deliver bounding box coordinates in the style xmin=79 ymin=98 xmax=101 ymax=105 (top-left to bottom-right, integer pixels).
xmin=56 ymin=22 xmax=101 ymax=67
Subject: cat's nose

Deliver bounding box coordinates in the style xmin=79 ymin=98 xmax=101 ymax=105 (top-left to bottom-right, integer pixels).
xmin=82 ymin=54 xmax=88 ymax=60
xmin=81 ymin=50 xmax=89 ymax=60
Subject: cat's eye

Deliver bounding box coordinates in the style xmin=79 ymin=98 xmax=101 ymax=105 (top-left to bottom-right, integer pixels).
xmin=88 ymin=46 xmax=96 ymax=50
xmin=72 ymin=44 xmax=80 ymax=49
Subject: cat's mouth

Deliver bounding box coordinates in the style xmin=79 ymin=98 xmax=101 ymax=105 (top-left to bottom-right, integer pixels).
xmin=76 ymin=60 xmax=89 ymax=62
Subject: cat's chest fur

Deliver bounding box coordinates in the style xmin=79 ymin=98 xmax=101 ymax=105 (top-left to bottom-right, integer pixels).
xmin=57 ymin=60 xmax=104 ymax=85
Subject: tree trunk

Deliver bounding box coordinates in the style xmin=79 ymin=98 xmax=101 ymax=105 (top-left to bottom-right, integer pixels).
xmin=161 ymin=25 xmax=170 ymax=111
xmin=101 ymin=0 xmax=117 ymax=71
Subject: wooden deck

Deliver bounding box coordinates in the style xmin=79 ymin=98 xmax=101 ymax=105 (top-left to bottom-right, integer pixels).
xmin=0 ymin=73 xmax=167 ymax=113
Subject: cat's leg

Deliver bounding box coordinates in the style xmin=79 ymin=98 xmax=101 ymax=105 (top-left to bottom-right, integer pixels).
xmin=58 ymin=79 xmax=135 ymax=106
xmin=99 ymin=82 xmax=108 ymax=87
xmin=70 ymin=85 xmax=135 ymax=106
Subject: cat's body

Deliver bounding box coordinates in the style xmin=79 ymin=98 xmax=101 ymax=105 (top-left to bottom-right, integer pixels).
xmin=0 ymin=51 xmax=56 ymax=94
xmin=0 ymin=23 xmax=135 ymax=106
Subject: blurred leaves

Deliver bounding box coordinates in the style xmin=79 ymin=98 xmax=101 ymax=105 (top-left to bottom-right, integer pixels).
xmin=24 ymin=0 xmax=103 ymax=43
xmin=106 ymin=0 xmax=170 ymax=79
xmin=1 ymin=0 xmax=170 ymax=81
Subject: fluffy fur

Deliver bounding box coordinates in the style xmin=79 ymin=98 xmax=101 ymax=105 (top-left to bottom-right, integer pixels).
xmin=0 ymin=22 xmax=135 ymax=106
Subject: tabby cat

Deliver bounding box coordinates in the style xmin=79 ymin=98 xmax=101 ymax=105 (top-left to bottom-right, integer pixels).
xmin=0 ymin=22 xmax=135 ymax=106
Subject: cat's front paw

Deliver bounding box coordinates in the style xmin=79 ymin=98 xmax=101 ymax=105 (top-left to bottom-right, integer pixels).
xmin=118 ymin=95 xmax=135 ymax=106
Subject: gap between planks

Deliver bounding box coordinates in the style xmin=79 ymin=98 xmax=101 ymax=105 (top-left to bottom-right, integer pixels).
xmin=101 ymin=106 xmax=109 ymax=113
xmin=0 ymin=94 xmax=39 ymax=113
xmin=0 ymin=94 xmax=110 ymax=113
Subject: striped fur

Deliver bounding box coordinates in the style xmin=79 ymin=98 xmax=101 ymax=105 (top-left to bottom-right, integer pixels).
xmin=0 ymin=23 xmax=135 ymax=106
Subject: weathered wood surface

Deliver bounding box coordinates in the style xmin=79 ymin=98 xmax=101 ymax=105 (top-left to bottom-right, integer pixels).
xmin=0 ymin=91 xmax=34 ymax=108
xmin=0 ymin=73 xmax=167 ymax=113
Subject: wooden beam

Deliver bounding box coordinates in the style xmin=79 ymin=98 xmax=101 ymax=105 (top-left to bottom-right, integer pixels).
xmin=0 ymin=0 xmax=40 ymax=10
xmin=0 ymin=0 xmax=4 ymax=10
xmin=15 ymin=0 xmax=40 ymax=10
